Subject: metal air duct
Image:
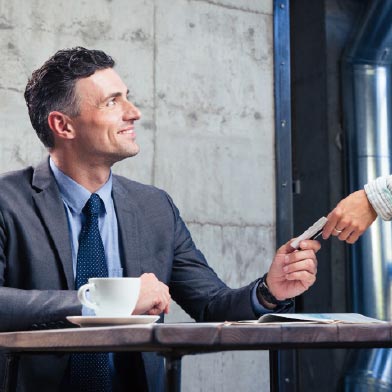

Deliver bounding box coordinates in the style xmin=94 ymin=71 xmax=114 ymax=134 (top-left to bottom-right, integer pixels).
xmin=342 ymin=0 xmax=392 ymax=390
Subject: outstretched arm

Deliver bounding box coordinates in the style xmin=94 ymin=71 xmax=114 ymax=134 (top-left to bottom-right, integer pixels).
xmin=322 ymin=190 xmax=377 ymax=244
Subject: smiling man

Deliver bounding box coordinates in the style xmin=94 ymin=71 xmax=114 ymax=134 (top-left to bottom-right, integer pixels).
xmin=0 ymin=47 xmax=320 ymax=391
xmin=50 ymin=68 xmax=142 ymax=170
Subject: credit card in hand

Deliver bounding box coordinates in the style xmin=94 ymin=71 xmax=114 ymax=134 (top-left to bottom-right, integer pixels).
xmin=290 ymin=216 xmax=328 ymax=249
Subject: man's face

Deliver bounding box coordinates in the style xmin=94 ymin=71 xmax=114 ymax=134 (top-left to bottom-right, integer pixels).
xmin=70 ymin=68 xmax=141 ymax=166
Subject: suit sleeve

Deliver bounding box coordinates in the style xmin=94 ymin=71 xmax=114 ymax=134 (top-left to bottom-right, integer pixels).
xmin=0 ymin=209 xmax=81 ymax=332
xmin=166 ymin=195 xmax=260 ymax=322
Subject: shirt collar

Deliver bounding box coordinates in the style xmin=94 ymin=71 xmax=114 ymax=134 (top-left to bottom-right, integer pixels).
xmin=49 ymin=157 xmax=113 ymax=215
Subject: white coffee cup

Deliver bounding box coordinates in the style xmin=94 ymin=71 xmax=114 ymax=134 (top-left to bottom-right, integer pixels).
xmin=77 ymin=277 xmax=141 ymax=317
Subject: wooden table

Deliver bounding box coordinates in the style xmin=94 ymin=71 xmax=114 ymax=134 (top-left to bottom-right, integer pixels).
xmin=1 ymin=321 xmax=391 ymax=391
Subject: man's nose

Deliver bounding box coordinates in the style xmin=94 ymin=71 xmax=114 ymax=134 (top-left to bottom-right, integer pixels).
xmin=124 ymin=101 xmax=141 ymax=121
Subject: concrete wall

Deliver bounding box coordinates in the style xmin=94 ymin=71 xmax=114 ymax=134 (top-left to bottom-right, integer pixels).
xmin=0 ymin=0 xmax=275 ymax=390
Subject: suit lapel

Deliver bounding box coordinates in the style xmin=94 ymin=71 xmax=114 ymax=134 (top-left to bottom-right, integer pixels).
xmin=32 ymin=159 xmax=74 ymax=289
xmin=31 ymin=162 xmax=143 ymax=285
xmin=112 ymin=177 xmax=142 ymax=277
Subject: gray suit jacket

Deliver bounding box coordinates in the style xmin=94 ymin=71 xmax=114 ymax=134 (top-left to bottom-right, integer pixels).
xmin=0 ymin=159 xmax=258 ymax=391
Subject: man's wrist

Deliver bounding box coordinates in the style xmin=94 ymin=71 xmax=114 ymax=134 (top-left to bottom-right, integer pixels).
xmin=256 ymin=273 xmax=294 ymax=310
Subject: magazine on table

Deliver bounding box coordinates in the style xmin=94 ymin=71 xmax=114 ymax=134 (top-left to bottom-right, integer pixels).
xmin=236 ymin=313 xmax=386 ymax=324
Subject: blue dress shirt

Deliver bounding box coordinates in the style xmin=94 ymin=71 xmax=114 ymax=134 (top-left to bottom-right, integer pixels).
xmin=49 ymin=158 xmax=124 ymax=380
xmin=49 ymin=158 xmax=123 ymax=307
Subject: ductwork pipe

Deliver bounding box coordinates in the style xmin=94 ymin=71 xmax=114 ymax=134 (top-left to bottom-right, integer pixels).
xmin=342 ymin=0 xmax=392 ymax=390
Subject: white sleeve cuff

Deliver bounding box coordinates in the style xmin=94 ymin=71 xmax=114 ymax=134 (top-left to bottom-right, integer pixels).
xmin=364 ymin=176 xmax=392 ymax=221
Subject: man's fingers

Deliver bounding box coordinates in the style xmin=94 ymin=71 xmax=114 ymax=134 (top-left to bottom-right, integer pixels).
xmin=147 ymin=294 xmax=171 ymax=315
xmin=285 ymin=249 xmax=315 ymax=263
xmin=147 ymin=307 xmax=162 ymax=316
xmin=277 ymin=241 xmax=296 ymax=255
xmin=285 ymin=271 xmax=316 ymax=290
xmin=278 ymin=239 xmax=320 ymax=255
xmin=297 ymin=240 xmax=321 ymax=253
xmin=134 ymin=273 xmax=171 ymax=315
xmin=151 ymin=284 xmax=171 ymax=312
xmin=283 ymin=258 xmax=317 ymax=275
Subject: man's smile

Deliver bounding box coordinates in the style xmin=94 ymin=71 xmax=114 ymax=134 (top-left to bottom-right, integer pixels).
xmin=117 ymin=127 xmax=135 ymax=135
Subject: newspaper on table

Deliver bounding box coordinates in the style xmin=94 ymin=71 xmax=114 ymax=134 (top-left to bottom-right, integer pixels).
xmin=235 ymin=313 xmax=386 ymax=325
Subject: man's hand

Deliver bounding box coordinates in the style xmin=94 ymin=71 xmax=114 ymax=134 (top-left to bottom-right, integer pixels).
xmin=322 ymin=190 xmax=377 ymax=244
xmin=265 ymin=239 xmax=320 ymax=302
xmin=132 ymin=273 xmax=171 ymax=315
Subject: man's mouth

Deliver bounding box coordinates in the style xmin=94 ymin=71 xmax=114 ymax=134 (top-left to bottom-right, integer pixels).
xmin=118 ymin=130 xmax=134 ymax=134
xmin=118 ymin=127 xmax=135 ymax=135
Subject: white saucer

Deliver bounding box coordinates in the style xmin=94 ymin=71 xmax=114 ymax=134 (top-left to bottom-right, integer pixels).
xmin=66 ymin=315 xmax=160 ymax=327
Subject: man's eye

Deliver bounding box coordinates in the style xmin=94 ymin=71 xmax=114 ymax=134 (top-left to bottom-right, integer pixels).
xmin=107 ymin=99 xmax=116 ymax=107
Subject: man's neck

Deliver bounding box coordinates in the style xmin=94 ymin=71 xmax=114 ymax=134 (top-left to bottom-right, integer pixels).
xmin=49 ymin=153 xmax=111 ymax=193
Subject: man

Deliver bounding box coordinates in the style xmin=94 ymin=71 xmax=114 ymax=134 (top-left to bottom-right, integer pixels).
xmin=322 ymin=178 xmax=386 ymax=243
xmin=0 ymin=47 xmax=319 ymax=391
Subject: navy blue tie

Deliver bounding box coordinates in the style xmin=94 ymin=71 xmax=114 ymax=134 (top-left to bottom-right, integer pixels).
xmin=70 ymin=193 xmax=112 ymax=392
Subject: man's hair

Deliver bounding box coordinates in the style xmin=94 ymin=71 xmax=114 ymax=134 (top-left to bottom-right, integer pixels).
xmin=24 ymin=47 xmax=115 ymax=148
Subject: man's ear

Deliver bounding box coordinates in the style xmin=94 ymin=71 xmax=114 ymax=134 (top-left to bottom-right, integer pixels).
xmin=47 ymin=111 xmax=75 ymax=140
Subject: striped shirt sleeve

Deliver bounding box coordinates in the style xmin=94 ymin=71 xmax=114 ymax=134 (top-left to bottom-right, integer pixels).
xmin=364 ymin=175 xmax=392 ymax=221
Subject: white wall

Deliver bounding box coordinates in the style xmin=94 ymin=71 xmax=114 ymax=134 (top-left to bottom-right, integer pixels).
xmin=0 ymin=1 xmax=275 ymax=390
